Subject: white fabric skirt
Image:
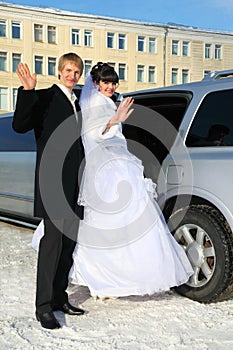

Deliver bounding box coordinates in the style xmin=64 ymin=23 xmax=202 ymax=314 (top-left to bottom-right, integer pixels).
xmin=32 ymin=156 xmax=193 ymax=298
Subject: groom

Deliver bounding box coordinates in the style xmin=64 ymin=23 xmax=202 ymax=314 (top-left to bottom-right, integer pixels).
xmin=13 ymin=53 xmax=85 ymax=329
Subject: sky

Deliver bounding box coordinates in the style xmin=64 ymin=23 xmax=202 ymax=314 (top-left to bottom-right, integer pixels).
xmin=1 ymin=0 xmax=233 ymax=33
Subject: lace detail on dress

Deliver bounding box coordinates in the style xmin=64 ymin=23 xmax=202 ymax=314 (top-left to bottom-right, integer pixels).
xmin=144 ymin=178 xmax=158 ymax=199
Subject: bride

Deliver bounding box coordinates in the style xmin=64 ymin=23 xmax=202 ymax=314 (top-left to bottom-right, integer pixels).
xmin=33 ymin=62 xmax=193 ymax=299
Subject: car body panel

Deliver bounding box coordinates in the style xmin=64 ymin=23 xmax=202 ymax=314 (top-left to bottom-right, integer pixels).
xmin=121 ymin=72 xmax=233 ymax=233
xmin=0 ymin=151 xmax=35 ymax=216
xmin=0 ymin=114 xmax=36 ymax=221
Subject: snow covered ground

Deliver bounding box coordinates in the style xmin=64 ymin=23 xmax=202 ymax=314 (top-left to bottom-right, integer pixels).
xmin=1 ymin=221 xmax=233 ymax=350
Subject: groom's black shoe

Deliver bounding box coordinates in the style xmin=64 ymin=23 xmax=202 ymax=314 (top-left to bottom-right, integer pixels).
xmin=36 ymin=311 xmax=61 ymax=329
xmin=53 ymin=302 xmax=85 ymax=316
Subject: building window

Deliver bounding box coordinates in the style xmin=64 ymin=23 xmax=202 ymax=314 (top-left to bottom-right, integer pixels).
xmin=149 ymin=37 xmax=157 ymax=53
xmin=107 ymin=62 xmax=115 ymax=69
xmin=138 ymin=36 xmax=145 ymax=52
xmin=48 ymin=57 xmax=56 ymax=76
xmin=0 ymin=52 xmax=7 ymax=71
xmin=35 ymin=55 xmax=43 ymax=74
xmin=84 ymin=30 xmax=93 ymax=47
xmin=205 ymin=43 xmax=211 ymax=59
xmin=171 ymin=68 xmax=178 ymax=84
xmin=34 ymin=24 xmax=43 ymax=42
xmin=84 ymin=60 xmax=92 ymax=76
xmin=48 ymin=26 xmax=56 ymax=44
xmin=172 ymin=40 xmax=179 ymax=55
xmin=72 ymin=29 xmax=80 ymax=45
xmin=215 ymin=44 xmax=222 ymax=59
xmin=118 ymin=34 xmax=126 ymax=50
xmin=0 ymin=87 xmax=8 ymax=110
xmin=12 ymin=88 xmax=18 ymax=110
xmin=11 ymin=21 xmax=21 ymax=39
xmin=12 ymin=53 xmax=21 ymax=72
xmin=119 ymin=63 xmax=126 ymax=80
xmin=182 ymin=41 xmax=189 ymax=56
xmin=137 ymin=65 xmax=145 ymax=82
xmin=0 ymin=20 xmax=6 ymax=37
xmin=182 ymin=69 xmax=189 ymax=84
xmin=107 ymin=32 xmax=115 ymax=48
xmin=148 ymin=66 xmax=156 ymax=83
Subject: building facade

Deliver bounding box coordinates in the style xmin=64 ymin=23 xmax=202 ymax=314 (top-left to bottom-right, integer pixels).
xmin=1 ymin=2 xmax=233 ymax=112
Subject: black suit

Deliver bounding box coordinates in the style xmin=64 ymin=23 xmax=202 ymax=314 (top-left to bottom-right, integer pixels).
xmin=13 ymin=84 xmax=84 ymax=313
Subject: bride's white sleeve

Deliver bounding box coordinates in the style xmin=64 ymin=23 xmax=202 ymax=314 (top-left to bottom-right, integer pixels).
xmin=97 ymin=123 xmax=120 ymax=140
xmin=81 ymin=95 xmax=121 ymax=142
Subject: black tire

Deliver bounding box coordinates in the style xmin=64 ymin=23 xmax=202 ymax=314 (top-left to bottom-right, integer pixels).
xmin=168 ymin=204 xmax=233 ymax=303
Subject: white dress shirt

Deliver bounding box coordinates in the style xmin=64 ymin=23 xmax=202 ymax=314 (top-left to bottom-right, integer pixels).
xmin=56 ymin=83 xmax=78 ymax=119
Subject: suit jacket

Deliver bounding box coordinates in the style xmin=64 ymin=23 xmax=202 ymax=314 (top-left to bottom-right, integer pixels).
xmin=12 ymin=84 xmax=84 ymax=221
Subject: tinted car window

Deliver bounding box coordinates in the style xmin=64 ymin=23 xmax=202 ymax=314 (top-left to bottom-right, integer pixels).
xmin=186 ymin=89 xmax=233 ymax=147
xmin=131 ymin=93 xmax=191 ymax=131
xmin=123 ymin=92 xmax=192 ymax=164
xmin=0 ymin=116 xmax=36 ymax=151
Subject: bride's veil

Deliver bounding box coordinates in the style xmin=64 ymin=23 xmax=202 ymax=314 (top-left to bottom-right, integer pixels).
xmin=77 ymin=72 xmax=117 ymax=208
xmin=79 ymin=72 xmax=99 ymax=112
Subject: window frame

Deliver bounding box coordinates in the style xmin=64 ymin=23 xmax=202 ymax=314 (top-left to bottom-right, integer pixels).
xmin=182 ymin=69 xmax=189 ymax=84
xmin=71 ymin=28 xmax=80 ymax=46
xmin=12 ymin=53 xmax=21 ymax=72
xmin=47 ymin=25 xmax=56 ymax=44
xmin=34 ymin=55 xmax=43 ymax=75
xmin=172 ymin=40 xmax=179 ymax=55
xmin=0 ymin=19 xmax=7 ymax=38
xmin=118 ymin=63 xmax=126 ymax=80
xmin=48 ymin=57 xmax=56 ymax=76
xmin=0 ymin=87 xmax=8 ymax=111
xmin=0 ymin=51 xmax=7 ymax=72
xmin=12 ymin=88 xmax=18 ymax=111
xmin=137 ymin=64 xmax=145 ymax=82
xmin=84 ymin=59 xmax=92 ymax=76
xmin=34 ymin=23 xmax=43 ymax=42
xmin=106 ymin=32 xmax=115 ymax=49
xmin=214 ymin=44 xmax=222 ymax=60
xmin=107 ymin=62 xmax=116 ymax=69
xmin=11 ymin=21 xmax=21 ymax=39
xmin=84 ymin=30 xmax=93 ymax=47
xmin=138 ymin=36 xmax=145 ymax=52
xmin=148 ymin=65 xmax=156 ymax=83
xmin=148 ymin=37 xmax=157 ymax=54
xmin=182 ymin=41 xmax=190 ymax=56
xmin=205 ymin=43 xmax=212 ymax=59
xmin=171 ymin=67 xmax=178 ymax=85
xmin=118 ymin=33 xmax=126 ymax=50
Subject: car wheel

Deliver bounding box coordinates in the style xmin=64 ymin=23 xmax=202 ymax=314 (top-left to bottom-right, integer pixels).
xmin=168 ymin=204 xmax=233 ymax=303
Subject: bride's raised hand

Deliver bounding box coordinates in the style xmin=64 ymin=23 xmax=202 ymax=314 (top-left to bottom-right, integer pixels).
xmin=16 ymin=63 xmax=37 ymax=90
xmin=102 ymin=97 xmax=134 ymax=135
xmin=112 ymin=97 xmax=134 ymax=124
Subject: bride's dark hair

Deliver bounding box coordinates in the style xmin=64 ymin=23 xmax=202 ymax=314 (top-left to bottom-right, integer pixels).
xmin=90 ymin=62 xmax=119 ymax=84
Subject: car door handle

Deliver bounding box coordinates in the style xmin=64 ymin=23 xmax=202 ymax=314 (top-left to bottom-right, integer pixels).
xmin=166 ymin=165 xmax=184 ymax=185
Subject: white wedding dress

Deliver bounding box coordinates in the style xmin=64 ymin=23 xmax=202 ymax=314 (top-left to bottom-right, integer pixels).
xmin=32 ymin=75 xmax=193 ymax=298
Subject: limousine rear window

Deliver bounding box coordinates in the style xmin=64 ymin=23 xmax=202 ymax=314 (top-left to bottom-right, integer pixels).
xmin=129 ymin=92 xmax=192 ymax=131
xmin=122 ymin=92 xmax=192 ymax=166
xmin=0 ymin=116 xmax=36 ymax=151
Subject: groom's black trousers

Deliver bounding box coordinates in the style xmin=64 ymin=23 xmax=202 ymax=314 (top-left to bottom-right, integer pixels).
xmin=35 ymin=219 xmax=76 ymax=314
